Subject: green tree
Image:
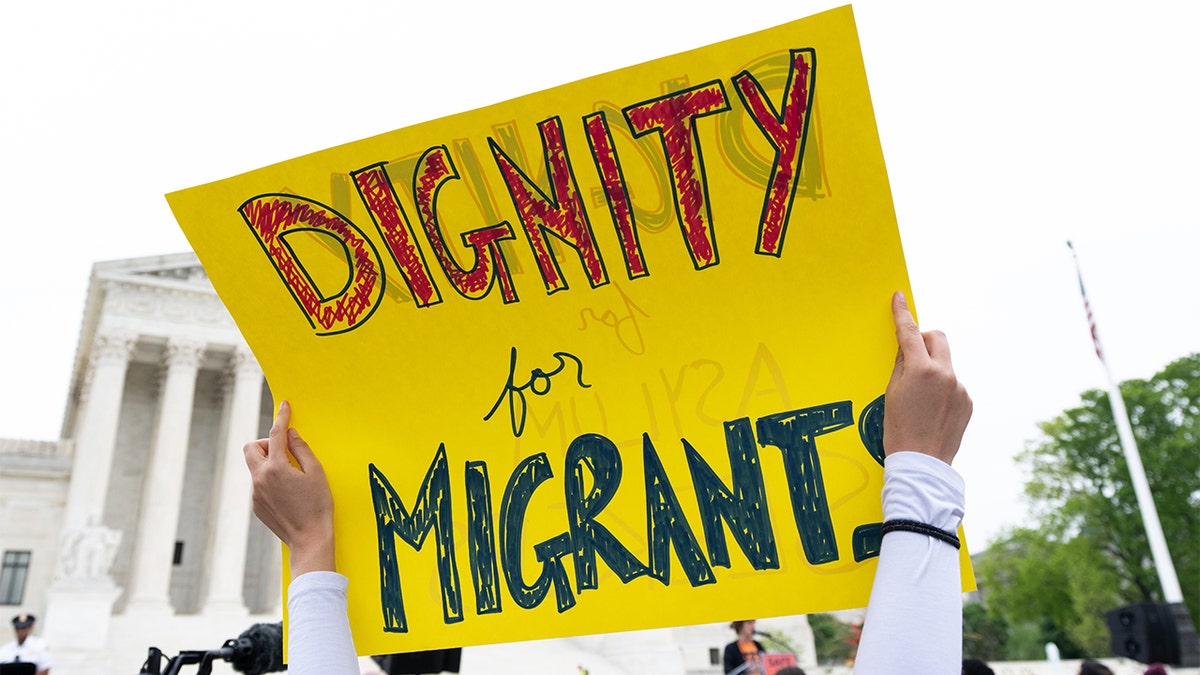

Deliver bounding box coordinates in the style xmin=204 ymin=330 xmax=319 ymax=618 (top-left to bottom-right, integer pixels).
xmin=1002 ymin=620 xmax=1048 ymax=661
xmin=978 ymin=354 xmax=1199 ymax=656
xmin=975 ymin=530 xmax=1095 ymax=656
xmin=962 ymin=601 xmax=1008 ymax=662
xmin=809 ymin=613 xmax=858 ymax=665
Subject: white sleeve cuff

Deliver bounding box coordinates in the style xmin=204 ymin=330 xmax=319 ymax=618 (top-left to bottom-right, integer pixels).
xmin=882 ymin=451 xmax=965 ymax=531
xmin=286 ymin=570 xmax=359 ymax=675
xmin=289 ymin=570 xmax=349 ymax=597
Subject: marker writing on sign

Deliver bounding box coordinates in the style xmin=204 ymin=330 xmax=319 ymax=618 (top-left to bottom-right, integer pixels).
xmin=483 ymin=347 xmax=591 ymax=437
xmin=370 ymin=395 xmax=891 ymax=633
xmin=238 ymin=49 xmax=818 ymax=336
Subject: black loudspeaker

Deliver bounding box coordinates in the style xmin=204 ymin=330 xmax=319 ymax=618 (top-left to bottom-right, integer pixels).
xmin=372 ymin=648 xmax=462 ymax=674
xmin=1105 ymin=602 xmax=1180 ymax=664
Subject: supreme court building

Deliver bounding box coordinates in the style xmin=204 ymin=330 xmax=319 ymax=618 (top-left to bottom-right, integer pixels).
xmin=0 ymin=252 xmax=816 ymax=675
xmin=1 ymin=253 xmax=279 ymax=675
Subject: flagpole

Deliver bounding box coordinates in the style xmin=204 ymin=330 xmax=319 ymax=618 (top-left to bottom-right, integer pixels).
xmin=1067 ymin=241 xmax=1183 ymax=603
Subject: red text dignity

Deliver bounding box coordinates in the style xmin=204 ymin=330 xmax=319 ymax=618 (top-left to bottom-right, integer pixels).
xmin=239 ymin=50 xmax=816 ymax=336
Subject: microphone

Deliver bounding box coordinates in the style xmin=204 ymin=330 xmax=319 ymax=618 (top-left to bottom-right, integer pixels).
xmin=754 ymin=629 xmax=790 ymax=653
xmin=226 ymin=622 xmax=286 ymax=675
xmin=753 ymin=629 xmax=799 ymax=661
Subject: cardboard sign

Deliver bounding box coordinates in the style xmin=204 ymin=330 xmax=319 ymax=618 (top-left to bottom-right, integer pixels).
xmin=764 ymin=652 xmax=799 ymax=674
xmin=168 ymin=5 xmax=973 ymax=655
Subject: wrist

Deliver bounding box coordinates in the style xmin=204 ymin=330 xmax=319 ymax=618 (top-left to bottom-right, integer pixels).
xmin=288 ymin=525 xmax=336 ymax=579
xmin=883 ymin=436 xmax=956 ymax=465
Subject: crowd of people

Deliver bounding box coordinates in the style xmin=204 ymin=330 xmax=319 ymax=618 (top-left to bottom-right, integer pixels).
xmin=962 ymin=658 xmax=1172 ymax=675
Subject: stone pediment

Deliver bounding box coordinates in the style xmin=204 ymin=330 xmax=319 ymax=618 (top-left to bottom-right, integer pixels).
xmin=132 ymin=264 xmax=207 ymax=283
xmin=93 ymin=252 xmax=212 ymax=291
xmin=89 ymin=253 xmax=239 ymax=332
xmin=63 ymin=253 xmax=246 ymax=386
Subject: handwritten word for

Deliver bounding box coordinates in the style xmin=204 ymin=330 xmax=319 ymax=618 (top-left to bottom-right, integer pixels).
xmin=483 ymin=347 xmax=591 ymax=437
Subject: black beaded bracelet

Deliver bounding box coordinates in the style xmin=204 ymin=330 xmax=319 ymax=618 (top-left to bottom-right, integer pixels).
xmin=880 ymin=519 xmax=961 ymax=549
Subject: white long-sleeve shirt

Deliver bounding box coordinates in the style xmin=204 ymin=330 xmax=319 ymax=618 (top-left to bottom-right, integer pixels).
xmin=287 ymin=571 xmax=359 ymax=675
xmin=286 ymin=450 xmax=965 ymax=675
xmin=854 ymin=451 xmax=966 ymax=674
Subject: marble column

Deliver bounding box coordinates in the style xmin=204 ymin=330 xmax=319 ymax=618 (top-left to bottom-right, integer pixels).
xmin=124 ymin=339 xmax=205 ymax=613
xmin=201 ymin=346 xmax=263 ymax=614
xmin=63 ymin=330 xmax=136 ymax=531
xmin=47 ymin=330 xmax=137 ymax=675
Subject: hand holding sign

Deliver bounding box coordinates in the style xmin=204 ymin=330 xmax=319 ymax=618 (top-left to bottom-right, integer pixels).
xmin=243 ymin=401 xmax=335 ymax=581
xmin=883 ymin=291 xmax=973 ymax=466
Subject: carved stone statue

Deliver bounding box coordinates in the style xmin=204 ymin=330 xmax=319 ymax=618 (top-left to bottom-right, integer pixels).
xmin=59 ymin=518 xmax=122 ymax=581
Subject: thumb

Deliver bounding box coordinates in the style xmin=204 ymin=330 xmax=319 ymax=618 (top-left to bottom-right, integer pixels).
xmin=286 ymin=428 xmax=324 ymax=475
xmin=267 ymin=400 xmax=292 ymax=465
xmin=891 ymin=290 xmax=925 ymax=363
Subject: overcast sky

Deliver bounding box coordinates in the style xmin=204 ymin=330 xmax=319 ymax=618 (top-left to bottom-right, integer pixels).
xmin=2 ymin=0 xmax=1196 ymax=553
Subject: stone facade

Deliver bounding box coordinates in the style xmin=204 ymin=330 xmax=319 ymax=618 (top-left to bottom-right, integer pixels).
xmin=0 ymin=252 xmax=820 ymax=675
xmin=2 ymin=254 xmax=279 ymax=675
xmin=0 ymin=439 xmax=71 ymax=621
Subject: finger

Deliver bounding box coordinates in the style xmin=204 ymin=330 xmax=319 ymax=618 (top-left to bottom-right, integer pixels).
xmin=922 ymin=330 xmax=953 ymax=366
xmin=286 ymin=428 xmax=325 ymax=475
xmin=243 ymin=438 xmax=269 ymax=467
xmin=267 ymin=400 xmax=292 ymax=465
xmin=891 ymin=291 xmax=926 ymax=360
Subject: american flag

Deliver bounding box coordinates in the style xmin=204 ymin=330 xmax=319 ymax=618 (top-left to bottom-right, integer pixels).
xmin=1067 ymin=241 xmax=1105 ymax=363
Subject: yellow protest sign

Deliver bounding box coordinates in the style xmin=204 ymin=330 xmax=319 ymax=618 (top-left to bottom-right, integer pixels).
xmin=168 ymin=5 xmax=973 ymax=655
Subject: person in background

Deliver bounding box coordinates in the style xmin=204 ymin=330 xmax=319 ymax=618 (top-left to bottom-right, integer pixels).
xmin=245 ymin=292 xmax=973 ymax=675
xmin=962 ymin=658 xmax=995 ymax=675
xmin=1143 ymin=664 xmax=1169 ymax=675
xmin=1078 ymin=660 xmax=1114 ymax=675
xmin=775 ymin=666 xmax=807 ymax=675
xmin=723 ymin=620 xmax=764 ymax=674
xmin=0 ymin=614 xmax=51 ymax=675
